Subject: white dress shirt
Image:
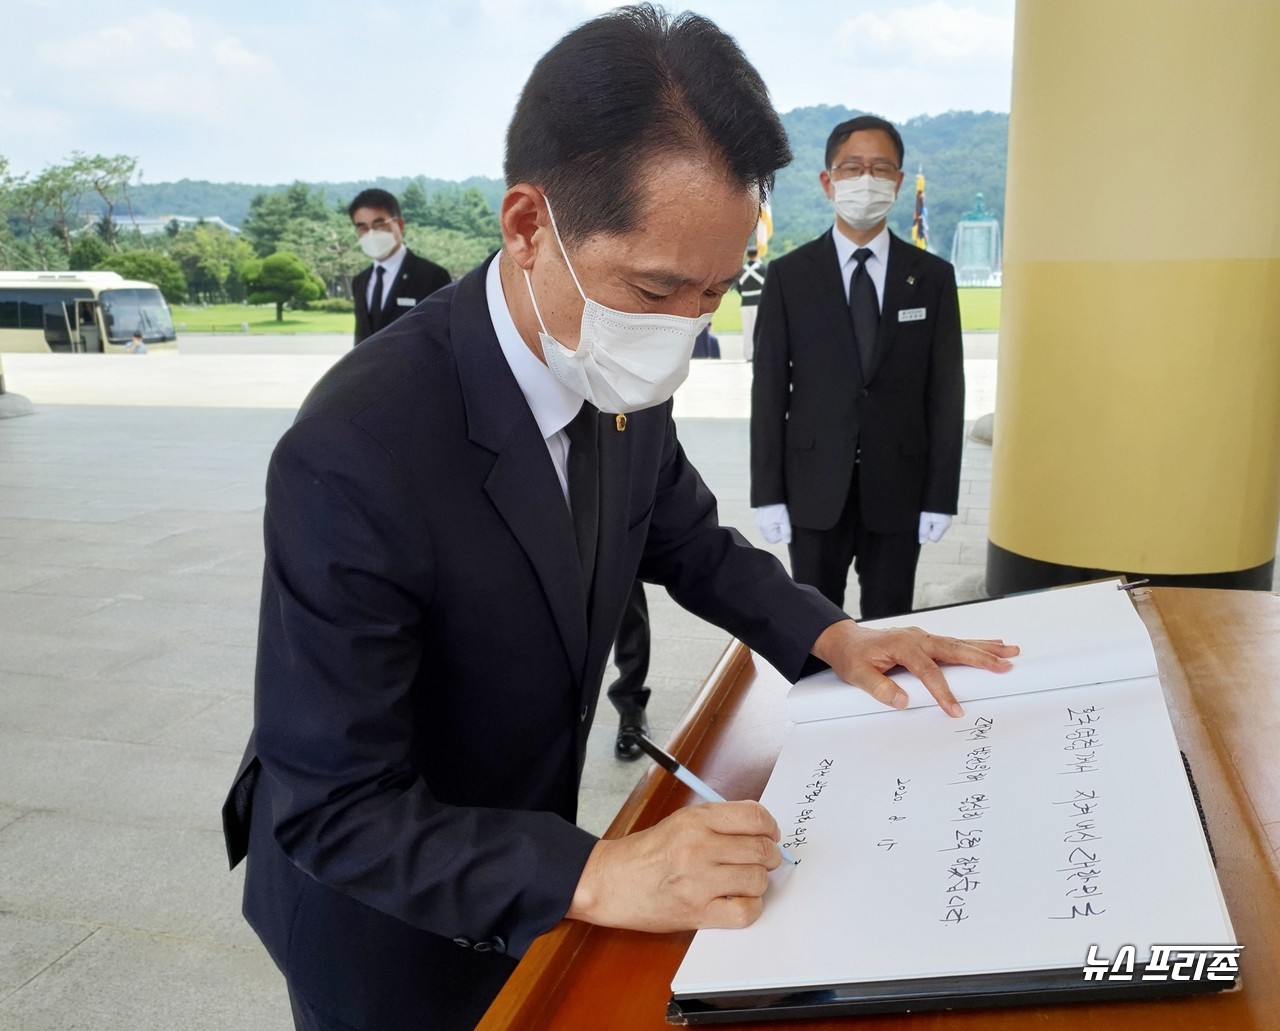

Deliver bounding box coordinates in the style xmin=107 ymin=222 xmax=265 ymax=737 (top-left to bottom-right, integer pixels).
xmin=485 ymin=254 xmax=583 ymax=501
xmin=366 ymin=244 xmax=409 ymax=314
xmin=831 ymin=224 xmax=890 ymax=311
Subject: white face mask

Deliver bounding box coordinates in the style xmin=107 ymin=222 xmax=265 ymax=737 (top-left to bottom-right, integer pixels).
xmin=833 ymin=176 xmax=898 ymax=231
xmin=359 ymin=229 xmax=398 ymax=261
xmin=522 ymin=197 xmax=711 ymax=414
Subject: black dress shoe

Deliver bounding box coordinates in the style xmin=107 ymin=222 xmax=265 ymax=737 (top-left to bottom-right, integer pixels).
xmin=615 ymin=713 xmax=649 ymax=762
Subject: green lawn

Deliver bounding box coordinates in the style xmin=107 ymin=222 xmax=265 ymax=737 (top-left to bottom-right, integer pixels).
xmin=958 ymin=287 xmax=1001 ymax=331
xmin=173 ymin=288 xmax=1002 ymax=337
xmin=170 ymin=304 xmax=354 ymax=335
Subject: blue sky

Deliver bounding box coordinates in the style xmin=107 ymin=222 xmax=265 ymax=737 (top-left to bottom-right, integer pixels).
xmin=2 ymin=0 xmax=1014 ymax=185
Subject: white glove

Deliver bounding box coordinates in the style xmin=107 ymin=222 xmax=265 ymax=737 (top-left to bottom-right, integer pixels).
xmin=755 ymin=503 xmax=792 ymax=545
xmin=918 ymin=511 xmax=952 ymax=544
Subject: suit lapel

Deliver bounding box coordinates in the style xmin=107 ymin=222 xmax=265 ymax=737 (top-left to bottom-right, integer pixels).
xmin=353 ymin=266 xmax=372 ymax=337
xmin=381 ymin=250 xmax=416 ymax=314
xmin=868 ymin=232 xmax=922 ymax=384
xmin=452 ymin=258 xmax=590 ymax=684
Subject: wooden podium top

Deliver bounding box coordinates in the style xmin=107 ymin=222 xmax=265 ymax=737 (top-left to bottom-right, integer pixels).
xmin=478 ymin=588 xmax=1280 ymax=1030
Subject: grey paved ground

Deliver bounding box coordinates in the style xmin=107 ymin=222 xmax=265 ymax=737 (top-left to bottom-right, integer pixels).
xmin=0 ymin=335 xmax=999 ymax=1028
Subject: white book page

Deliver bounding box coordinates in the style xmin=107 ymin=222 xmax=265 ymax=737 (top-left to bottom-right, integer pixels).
xmin=787 ymin=580 xmax=1158 ymax=724
xmin=673 ymin=675 xmax=1235 ymax=996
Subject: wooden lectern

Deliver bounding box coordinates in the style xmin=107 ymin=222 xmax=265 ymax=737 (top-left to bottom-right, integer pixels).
xmin=478 ymin=588 xmax=1280 ymax=1030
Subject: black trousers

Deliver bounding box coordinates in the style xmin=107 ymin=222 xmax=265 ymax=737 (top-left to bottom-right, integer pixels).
xmin=788 ymin=471 xmax=921 ymax=619
xmin=606 ymin=580 xmax=650 ymax=717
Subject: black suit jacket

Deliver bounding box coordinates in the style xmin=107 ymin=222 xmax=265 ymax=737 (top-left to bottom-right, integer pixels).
xmin=750 ymin=229 xmax=964 ymax=534
xmin=222 ymin=256 xmax=844 ymax=1029
xmin=352 ymin=248 xmax=451 ymax=345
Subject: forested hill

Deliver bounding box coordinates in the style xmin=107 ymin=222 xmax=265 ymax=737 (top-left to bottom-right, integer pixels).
xmin=125 ymin=106 xmax=1007 ymax=259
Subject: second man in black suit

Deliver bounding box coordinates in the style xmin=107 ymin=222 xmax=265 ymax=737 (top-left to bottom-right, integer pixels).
xmin=349 ymin=188 xmax=451 ymax=345
xmin=751 ymin=115 xmax=965 ymax=618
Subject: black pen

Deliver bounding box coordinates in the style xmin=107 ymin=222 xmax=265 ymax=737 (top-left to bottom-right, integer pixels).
xmin=635 ymin=734 xmax=797 ymax=865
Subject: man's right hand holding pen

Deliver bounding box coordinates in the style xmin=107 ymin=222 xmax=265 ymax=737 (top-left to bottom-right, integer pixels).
xmin=566 ymin=623 xmax=1019 ymax=934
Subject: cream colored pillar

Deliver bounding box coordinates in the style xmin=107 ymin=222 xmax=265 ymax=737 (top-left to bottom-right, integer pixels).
xmin=988 ymin=0 xmax=1280 ymax=593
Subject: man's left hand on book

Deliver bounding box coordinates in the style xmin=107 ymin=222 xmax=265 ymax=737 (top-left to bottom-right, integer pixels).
xmin=810 ymin=620 xmax=1019 ymax=718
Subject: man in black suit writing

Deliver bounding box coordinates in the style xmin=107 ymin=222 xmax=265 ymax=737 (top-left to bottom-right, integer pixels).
xmin=223 ymin=14 xmax=1014 ymax=1031
xmin=349 ymin=187 xmax=451 ymax=345
xmin=751 ymin=115 xmax=965 ymax=618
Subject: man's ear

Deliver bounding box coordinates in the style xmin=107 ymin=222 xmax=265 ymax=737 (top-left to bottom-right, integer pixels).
xmin=501 ymin=185 xmax=547 ymax=270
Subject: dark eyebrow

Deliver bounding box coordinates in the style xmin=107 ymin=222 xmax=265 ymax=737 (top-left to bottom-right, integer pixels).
xmin=630 ymin=269 xmax=739 ymax=291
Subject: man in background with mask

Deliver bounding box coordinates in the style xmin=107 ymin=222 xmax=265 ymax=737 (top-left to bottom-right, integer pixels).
xmin=349 ymin=188 xmax=451 ymax=345
xmin=751 ymin=115 xmax=965 ymax=619
xmin=224 ymin=21 xmax=1013 ymax=1031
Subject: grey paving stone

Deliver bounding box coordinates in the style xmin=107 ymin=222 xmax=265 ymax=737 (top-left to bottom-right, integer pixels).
xmin=0 ymin=730 xmax=234 ymax=831
xmin=17 ymin=566 xmax=258 ymax=608
xmin=0 ymin=811 xmax=255 ymax=947
xmin=642 ymin=634 xmax=731 ymax=683
xmin=68 ymin=597 xmax=258 ymax=649
xmin=0 ymin=674 xmax=225 ymax=745
xmin=0 ymin=928 xmax=290 ymax=1031
xmin=0 ymin=537 xmax=166 ymax=571
xmin=0 ymin=591 xmax=115 ymax=633
xmin=100 ymin=640 xmax=257 ymax=693
xmin=0 ymin=805 xmax=28 ymax=833
xmin=0 ymin=914 xmax=93 ymax=1000
xmin=0 ymin=631 xmax=152 ymax=680
xmin=148 ymin=693 xmax=255 ymax=756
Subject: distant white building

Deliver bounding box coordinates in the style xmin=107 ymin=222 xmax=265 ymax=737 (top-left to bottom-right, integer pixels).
xmin=83 ymin=214 xmax=240 ymax=236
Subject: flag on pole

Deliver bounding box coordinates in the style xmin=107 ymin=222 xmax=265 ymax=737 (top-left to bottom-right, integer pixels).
xmin=755 ymin=201 xmax=773 ymax=258
xmin=910 ymin=169 xmax=929 ymax=251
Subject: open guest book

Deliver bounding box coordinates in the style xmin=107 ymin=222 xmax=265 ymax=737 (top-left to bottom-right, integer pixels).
xmin=667 ymin=580 xmax=1240 ymax=1025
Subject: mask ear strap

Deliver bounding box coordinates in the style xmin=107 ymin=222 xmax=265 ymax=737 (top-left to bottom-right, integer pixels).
xmin=522 ymin=268 xmax=551 ymax=335
xmin=542 ymin=196 xmax=588 ymax=303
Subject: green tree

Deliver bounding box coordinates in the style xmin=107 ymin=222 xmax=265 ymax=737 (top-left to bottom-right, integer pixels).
xmin=240 ymin=182 xmax=332 ymax=257
xmin=421 ymin=186 xmax=501 ymax=248
xmin=167 ymin=224 xmax=256 ymax=303
xmin=0 ymin=155 xmax=30 ymax=267
xmin=400 ymin=180 xmax=430 ymax=226
xmin=69 ymin=152 xmax=139 ymax=250
xmin=276 ymin=209 xmax=365 ymax=297
xmin=96 ymin=250 xmax=186 ymax=302
xmin=94 ymin=250 xmax=188 ymax=303
xmin=403 ymin=225 xmax=492 ymax=280
xmin=34 ymin=162 xmax=92 ymax=262
xmin=8 ymin=176 xmax=58 ymax=269
xmin=69 ymin=234 xmax=111 ymax=270
xmin=241 ymin=250 xmax=325 ymax=321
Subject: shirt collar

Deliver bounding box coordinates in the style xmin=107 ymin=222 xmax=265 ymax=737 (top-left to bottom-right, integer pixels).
xmin=831 ymin=223 xmax=890 ymax=270
xmin=374 ymin=243 xmax=408 ymax=283
xmin=485 ymin=253 xmax=583 ymax=440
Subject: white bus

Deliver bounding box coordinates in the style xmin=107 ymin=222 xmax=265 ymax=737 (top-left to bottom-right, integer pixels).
xmin=0 ymin=270 xmax=176 ymax=353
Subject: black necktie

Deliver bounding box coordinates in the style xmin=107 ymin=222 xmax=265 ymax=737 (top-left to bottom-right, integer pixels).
xmin=370 ymin=265 xmax=385 ymax=330
xmin=849 ymin=248 xmax=879 ymax=379
xmin=564 ymin=403 xmax=600 ymax=589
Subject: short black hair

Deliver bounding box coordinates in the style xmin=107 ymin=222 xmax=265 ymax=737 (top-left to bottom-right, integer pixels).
xmin=347 ymin=189 xmax=401 ymax=220
xmin=505 ymin=3 xmax=791 ymax=244
xmin=824 ymin=115 xmax=905 ymax=170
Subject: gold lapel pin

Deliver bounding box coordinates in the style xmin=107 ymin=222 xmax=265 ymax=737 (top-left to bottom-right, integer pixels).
xmin=615 ymin=414 xmax=627 ymax=432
